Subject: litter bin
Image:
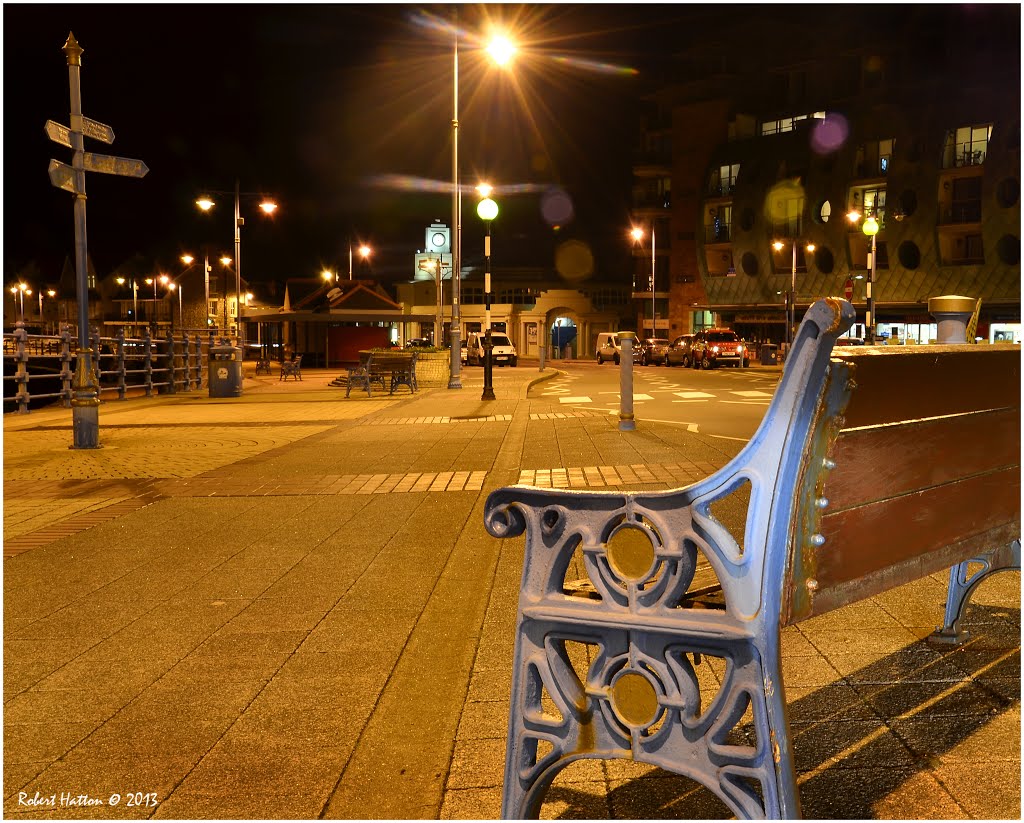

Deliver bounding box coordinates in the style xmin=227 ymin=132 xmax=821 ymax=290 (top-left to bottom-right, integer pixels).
xmin=760 ymin=343 xmax=779 ymax=366
xmin=208 ymin=342 xmax=243 ymax=397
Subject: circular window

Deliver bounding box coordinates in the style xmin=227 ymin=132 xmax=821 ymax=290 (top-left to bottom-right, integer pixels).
xmin=739 ymin=208 xmax=755 ymax=232
xmin=996 ymin=235 xmax=1020 ymax=265
xmin=814 ymin=246 xmax=835 ymax=273
xmin=898 ymin=241 xmax=921 ymax=270
xmin=899 ymin=189 xmax=918 ymax=218
xmin=816 ymin=200 xmax=832 ymax=224
xmin=741 ymin=251 xmax=759 ymax=276
xmin=996 ymin=178 xmax=1020 ymax=208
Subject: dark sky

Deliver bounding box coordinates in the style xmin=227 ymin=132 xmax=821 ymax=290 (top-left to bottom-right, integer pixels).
xmin=4 ymin=3 xmax=705 ymax=289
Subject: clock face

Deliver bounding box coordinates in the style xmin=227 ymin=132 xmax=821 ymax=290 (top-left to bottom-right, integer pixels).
xmin=431 ymin=232 xmax=447 ymax=248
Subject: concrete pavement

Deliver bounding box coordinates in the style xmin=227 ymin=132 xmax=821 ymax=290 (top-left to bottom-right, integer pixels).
xmin=3 ymin=361 xmax=1019 ymax=819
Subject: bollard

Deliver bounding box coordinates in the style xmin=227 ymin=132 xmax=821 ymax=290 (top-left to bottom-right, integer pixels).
xmin=928 ymin=295 xmax=977 ymax=344
xmin=618 ymin=331 xmax=637 ymax=431
xmin=539 ymin=344 xmax=545 ymax=372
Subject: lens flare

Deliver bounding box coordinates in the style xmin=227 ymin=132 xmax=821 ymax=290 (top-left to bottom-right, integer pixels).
xmin=550 ymin=54 xmax=638 ymax=76
xmin=810 ymin=113 xmax=849 ymax=155
xmin=555 ymin=239 xmax=594 ymax=282
xmin=540 ymin=187 xmax=574 ymax=226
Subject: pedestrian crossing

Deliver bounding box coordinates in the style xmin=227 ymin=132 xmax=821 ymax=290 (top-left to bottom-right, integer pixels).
xmin=541 ymin=380 xmax=774 ymax=405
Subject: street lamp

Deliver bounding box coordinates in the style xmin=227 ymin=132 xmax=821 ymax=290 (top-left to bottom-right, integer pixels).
xmin=630 ymin=226 xmax=657 ymax=339
xmin=348 ymin=242 xmax=372 ymax=280
xmin=116 ymin=276 xmax=139 ymax=333
xmin=477 ymin=192 xmax=499 ymax=401
xmin=772 ymin=239 xmax=815 ymax=352
xmin=196 ymin=183 xmax=277 ymax=343
xmin=847 ymin=210 xmax=879 ymax=343
xmin=446 ymin=26 xmax=517 ymax=391
xmin=9 ymin=283 xmax=28 ymax=323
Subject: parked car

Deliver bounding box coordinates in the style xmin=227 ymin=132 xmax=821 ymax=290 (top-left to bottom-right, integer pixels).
xmin=466 ymin=332 xmax=518 ymax=366
xmin=595 ymin=332 xmax=622 ymax=364
xmin=691 ymin=328 xmax=749 ymax=368
xmin=665 ymin=334 xmax=695 ymax=367
xmin=637 ymin=337 xmax=670 ymax=366
xmin=835 ymin=337 xmax=866 ymax=346
xmin=460 ymin=338 xmax=468 ymax=364
xmin=405 ymin=337 xmax=433 ymax=349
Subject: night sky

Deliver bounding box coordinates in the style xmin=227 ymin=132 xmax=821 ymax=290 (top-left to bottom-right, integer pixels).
xmin=4 ymin=4 xmax=710 ymax=289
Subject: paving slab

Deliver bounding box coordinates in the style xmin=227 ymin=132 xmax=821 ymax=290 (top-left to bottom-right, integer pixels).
xmin=3 ymin=363 xmax=1018 ymax=819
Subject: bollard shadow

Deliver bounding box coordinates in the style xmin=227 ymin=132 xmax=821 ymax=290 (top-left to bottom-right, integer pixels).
xmin=537 ymin=603 xmax=1019 ymax=819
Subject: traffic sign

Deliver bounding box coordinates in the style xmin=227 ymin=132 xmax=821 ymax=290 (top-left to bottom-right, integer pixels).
xmin=70 ymin=114 xmax=114 ymax=144
xmin=83 ymin=152 xmax=148 ymax=178
xmin=44 ymin=119 xmax=72 ymax=148
xmin=47 ymin=159 xmax=77 ymax=193
xmin=844 ymin=278 xmax=854 ymax=301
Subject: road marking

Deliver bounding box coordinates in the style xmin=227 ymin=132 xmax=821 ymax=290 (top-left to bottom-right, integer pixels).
xmin=722 ymin=400 xmax=771 ymax=406
xmin=674 ymin=391 xmax=715 ymax=399
xmin=598 ymin=392 xmax=654 ymax=400
xmin=559 ymin=396 xmax=593 ymax=403
xmin=641 ymin=417 xmax=701 ymax=432
xmin=730 ymin=390 xmax=773 ymax=397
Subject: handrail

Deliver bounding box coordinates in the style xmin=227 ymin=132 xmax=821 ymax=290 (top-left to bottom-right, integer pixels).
xmin=2 ymin=322 xmax=210 ymax=414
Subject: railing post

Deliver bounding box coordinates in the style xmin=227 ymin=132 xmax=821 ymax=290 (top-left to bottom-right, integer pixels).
xmin=618 ymin=331 xmax=637 ymax=432
xmin=13 ymin=321 xmax=29 ymax=414
xmin=164 ymin=331 xmax=176 ymax=394
xmin=90 ymin=327 xmax=102 ymax=399
xmin=115 ymin=331 xmax=127 ymax=400
xmin=143 ymin=327 xmax=154 ymax=398
xmin=59 ymin=325 xmax=73 ymax=407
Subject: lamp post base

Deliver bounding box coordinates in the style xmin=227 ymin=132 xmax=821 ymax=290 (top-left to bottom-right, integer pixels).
xmin=70 ymin=349 xmax=102 ymax=449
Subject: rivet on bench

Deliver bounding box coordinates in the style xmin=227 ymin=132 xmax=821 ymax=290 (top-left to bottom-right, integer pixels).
xmin=806 ymin=578 xmax=819 ymax=592
xmin=810 ymin=534 xmax=826 ymax=546
xmin=815 ymin=497 xmax=829 ymax=509
xmin=822 ymin=458 xmax=836 ymax=470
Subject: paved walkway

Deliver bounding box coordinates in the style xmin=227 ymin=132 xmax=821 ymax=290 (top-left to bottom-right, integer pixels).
xmin=3 ymin=363 xmax=1019 ymax=819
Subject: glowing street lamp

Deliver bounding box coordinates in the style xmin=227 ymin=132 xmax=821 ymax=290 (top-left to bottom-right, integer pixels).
xmin=846 ymin=210 xmax=879 ymax=343
xmin=772 ymin=239 xmax=816 ymax=352
xmin=348 ymin=242 xmax=372 ymax=279
xmin=477 ymin=192 xmax=499 ymax=401
xmin=9 ymin=283 xmax=28 ymax=322
xmin=195 ymin=184 xmax=277 ymax=340
xmin=630 ymin=226 xmax=657 ymax=338
xmin=116 ymin=276 xmax=139 ymax=330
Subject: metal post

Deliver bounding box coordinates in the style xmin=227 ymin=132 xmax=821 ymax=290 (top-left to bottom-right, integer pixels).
xmin=234 ymin=179 xmax=241 ymax=346
xmin=788 ymin=242 xmax=796 ymax=352
xmin=866 ymin=233 xmax=875 ymax=344
xmin=448 ymin=27 xmax=463 ymax=389
xmin=348 ymin=241 xmax=353 ymax=280
xmin=434 ymin=255 xmax=443 ymax=346
xmin=203 ymin=252 xmax=210 ymax=330
xmin=64 ymin=33 xmax=100 ymax=449
xmin=651 ymin=228 xmax=656 ymax=337
xmin=481 ymin=219 xmax=495 ymax=401
xmin=618 ymin=331 xmax=636 ymax=431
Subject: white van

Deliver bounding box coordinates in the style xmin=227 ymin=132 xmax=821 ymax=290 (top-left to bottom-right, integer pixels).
xmin=595 ymin=332 xmax=622 ymax=364
xmin=466 ymin=332 xmax=518 ymax=367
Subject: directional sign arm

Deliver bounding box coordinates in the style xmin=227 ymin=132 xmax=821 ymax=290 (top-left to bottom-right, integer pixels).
xmin=44 ymin=120 xmax=72 ymax=148
xmin=47 ymin=159 xmax=77 ymax=193
xmin=82 ymin=152 xmax=148 ymax=178
xmin=69 ymin=114 xmax=114 ymax=144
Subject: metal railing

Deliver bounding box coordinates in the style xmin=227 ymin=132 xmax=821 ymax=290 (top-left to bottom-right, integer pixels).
xmin=3 ymin=323 xmax=216 ymax=414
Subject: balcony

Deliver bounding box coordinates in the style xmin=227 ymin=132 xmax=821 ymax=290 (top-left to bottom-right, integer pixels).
xmin=708 ymin=181 xmax=737 ymax=197
xmin=704 ymin=223 xmax=732 ymax=244
xmin=939 ymin=202 xmax=983 ymax=225
xmin=943 ymin=143 xmax=988 ymax=170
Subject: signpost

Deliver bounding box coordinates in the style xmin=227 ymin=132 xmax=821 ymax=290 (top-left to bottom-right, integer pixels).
xmin=47 ymin=32 xmax=148 ymax=449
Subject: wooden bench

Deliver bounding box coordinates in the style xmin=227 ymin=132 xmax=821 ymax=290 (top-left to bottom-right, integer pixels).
xmin=345 ymin=350 xmax=417 ymax=397
xmin=484 ymin=298 xmax=1020 ymax=819
xmin=254 ymin=358 xmax=272 ymax=375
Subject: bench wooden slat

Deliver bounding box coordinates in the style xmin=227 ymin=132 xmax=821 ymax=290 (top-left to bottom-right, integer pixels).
xmin=835 ymin=346 xmax=1020 ymax=429
xmin=824 ymin=407 xmax=1020 ymax=511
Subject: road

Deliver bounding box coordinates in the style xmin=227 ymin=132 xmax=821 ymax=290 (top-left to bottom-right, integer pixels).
xmin=529 ymin=359 xmax=782 ymax=441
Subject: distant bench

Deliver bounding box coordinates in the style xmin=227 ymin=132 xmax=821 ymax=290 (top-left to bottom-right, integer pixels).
xmin=345 ymin=350 xmax=417 ymax=397
xmin=484 ymin=297 xmax=1020 ymax=819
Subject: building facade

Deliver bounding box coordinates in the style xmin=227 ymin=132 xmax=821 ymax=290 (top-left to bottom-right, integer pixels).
xmin=631 ymin=7 xmax=1021 ymax=345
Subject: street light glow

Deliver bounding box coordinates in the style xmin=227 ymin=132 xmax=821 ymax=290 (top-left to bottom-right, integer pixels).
xmin=358 ymin=245 xmax=371 ymax=259
xmin=220 ymin=256 xmax=232 ymax=267
xmin=476 ymin=182 xmax=493 ymax=199
xmin=181 ymin=254 xmax=194 ymax=265
xmin=259 ymin=199 xmax=278 ymax=215
xmin=477 ymin=197 xmax=499 ymax=221
xmin=630 ymin=227 xmax=644 ymax=242
xmin=486 ymin=35 xmax=516 ymax=66
xmin=196 ymin=197 xmax=215 ymax=211
xmin=862 ymin=216 xmax=880 ymax=237
xmin=322 ymin=270 xmax=334 ymax=282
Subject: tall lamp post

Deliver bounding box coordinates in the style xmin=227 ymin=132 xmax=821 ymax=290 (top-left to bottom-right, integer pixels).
xmin=348 ymin=241 xmax=371 ymax=279
xmin=846 ymin=210 xmax=878 ymax=343
xmin=630 ymin=225 xmax=656 ymax=339
xmin=477 ymin=193 xmax=498 ymax=401
xmin=9 ymin=283 xmax=28 ymax=323
xmin=115 ymin=277 xmax=139 ymax=333
xmin=772 ymin=239 xmax=815 ymax=352
xmin=196 ymin=185 xmax=277 ymax=343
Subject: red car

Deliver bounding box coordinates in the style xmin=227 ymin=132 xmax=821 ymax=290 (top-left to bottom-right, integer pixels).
xmin=691 ymin=328 xmax=749 ymax=368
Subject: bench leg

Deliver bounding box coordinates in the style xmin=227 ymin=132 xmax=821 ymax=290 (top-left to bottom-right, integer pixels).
xmin=930 ymin=539 xmax=1021 ymax=646
xmin=501 ymin=621 xmax=799 ymax=819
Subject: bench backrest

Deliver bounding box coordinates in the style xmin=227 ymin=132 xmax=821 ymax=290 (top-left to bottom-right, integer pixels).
xmin=784 ymin=342 xmax=1021 ymax=623
xmin=370 ymin=352 xmax=414 ymax=371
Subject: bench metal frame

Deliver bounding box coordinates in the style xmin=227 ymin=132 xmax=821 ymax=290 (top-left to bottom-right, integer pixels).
xmin=345 ymin=351 xmax=417 ymax=397
xmin=484 ymin=298 xmax=1020 ymax=819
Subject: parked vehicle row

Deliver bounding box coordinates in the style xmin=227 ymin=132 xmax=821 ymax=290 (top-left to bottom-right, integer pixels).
xmin=596 ymin=329 xmax=750 ymax=368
